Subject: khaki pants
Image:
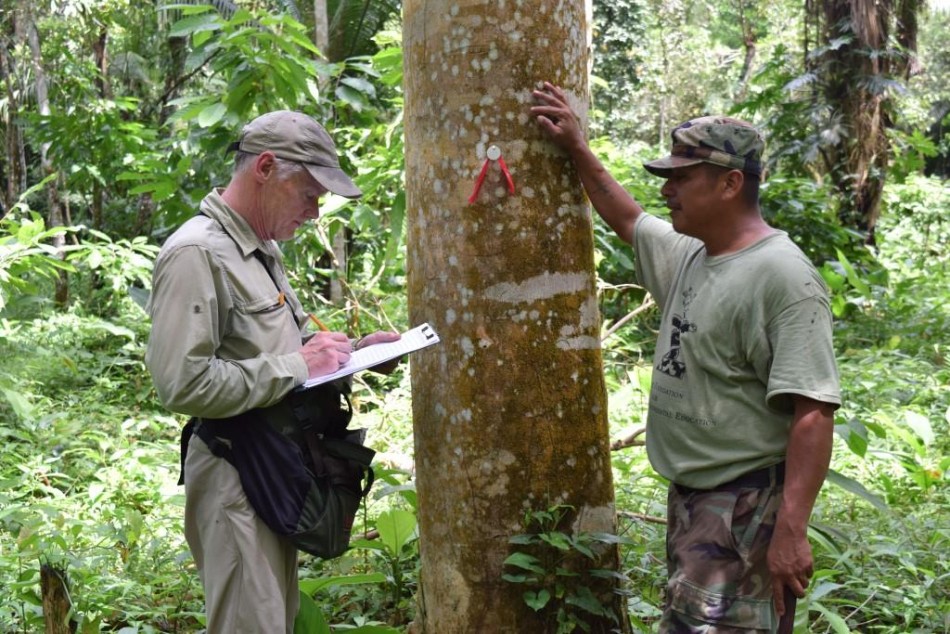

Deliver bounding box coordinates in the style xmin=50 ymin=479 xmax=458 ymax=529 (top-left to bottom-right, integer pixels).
xmin=184 ymin=434 xmax=299 ymax=633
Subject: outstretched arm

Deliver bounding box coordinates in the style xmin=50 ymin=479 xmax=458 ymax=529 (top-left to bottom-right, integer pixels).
xmin=530 ymin=81 xmax=645 ymax=244
xmin=767 ymin=395 xmax=835 ymax=616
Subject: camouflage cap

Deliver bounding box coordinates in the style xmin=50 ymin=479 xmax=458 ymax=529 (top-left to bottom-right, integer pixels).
xmin=229 ymin=110 xmax=362 ymax=199
xmin=643 ymin=116 xmax=765 ymax=178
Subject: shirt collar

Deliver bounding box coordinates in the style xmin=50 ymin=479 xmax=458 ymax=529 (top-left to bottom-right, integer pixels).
xmin=199 ymin=188 xmax=274 ymax=258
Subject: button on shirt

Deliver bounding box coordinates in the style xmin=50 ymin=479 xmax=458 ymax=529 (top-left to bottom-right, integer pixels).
xmin=146 ymin=189 xmax=310 ymax=419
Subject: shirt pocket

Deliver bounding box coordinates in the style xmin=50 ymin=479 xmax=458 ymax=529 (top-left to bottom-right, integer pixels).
xmin=231 ymin=292 xmax=297 ymax=351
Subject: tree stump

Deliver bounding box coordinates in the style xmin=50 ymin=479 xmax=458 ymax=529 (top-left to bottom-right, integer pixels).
xmin=40 ymin=562 xmax=74 ymax=634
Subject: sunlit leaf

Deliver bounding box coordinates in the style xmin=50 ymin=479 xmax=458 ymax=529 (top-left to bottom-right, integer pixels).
xmin=825 ymin=469 xmax=888 ymax=511
xmin=903 ymin=411 xmax=934 ymax=446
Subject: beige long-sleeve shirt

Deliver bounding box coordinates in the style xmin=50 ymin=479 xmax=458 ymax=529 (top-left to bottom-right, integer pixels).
xmin=145 ymin=189 xmax=310 ymax=419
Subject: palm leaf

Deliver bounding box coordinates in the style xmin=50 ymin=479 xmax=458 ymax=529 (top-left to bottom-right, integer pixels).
xmin=326 ymin=0 xmax=401 ymax=62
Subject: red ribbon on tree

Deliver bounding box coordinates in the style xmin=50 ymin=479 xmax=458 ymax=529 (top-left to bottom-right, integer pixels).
xmin=468 ymin=145 xmax=515 ymax=204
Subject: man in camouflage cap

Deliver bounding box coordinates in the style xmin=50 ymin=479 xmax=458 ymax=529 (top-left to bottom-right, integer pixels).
xmin=642 ymin=115 xmax=765 ymax=178
xmin=531 ymin=83 xmax=840 ymax=632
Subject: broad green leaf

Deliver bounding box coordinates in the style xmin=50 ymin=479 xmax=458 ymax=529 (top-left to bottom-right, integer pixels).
xmin=336 ymin=85 xmax=368 ymax=112
xmin=524 ymin=589 xmax=551 ymax=611
xmin=169 ymin=14 xmax=221 ymax=39
xmin=809 ymin=580 xmax=843 ymax=602
xmin=341 ymin=76 xmax=377 ymax=99
xmin=835 ymin=248 xmax=871 ymax=297
xmin=159 ymin=3 xmax=214 ymax=15
xmin=0 ymin=388 xmax=32 ymax=419
xmin=293 ymin=591 xmax=330 ymax=634
xmin=571 ymin=540 xmax=595 ymax=559
xmin=539 ymin=531 xmax=572 ymax=551
xmin=87 ymin=249 xmax=103 ymax=270
xmin=825 ymin=469 xmax=888 ymax=511
xmin=197 ymin=103 xmax=228 ymax=128
xmin=376 ymin=508 xmax=417 ymax=557
xmin=565 ymin=585 xmax=610 ymax=616
xmin=813 ymin=603 xmax=850 ymax=634
xmin=508 ymin=534 xmax=536 ymax=545
xmin=903 ymin=410 xmax=934 ymax=446
xmin=299 ymin=572 xmax=385 ymax=594
xmin=503 ymin=552 xmax=544 ymax=574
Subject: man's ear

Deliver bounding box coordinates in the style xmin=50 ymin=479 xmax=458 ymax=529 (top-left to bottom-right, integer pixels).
xmin=720 ymin=169 xmax=745 ymax=201
xmin=252 ymin=151 xmax=277 ymax=183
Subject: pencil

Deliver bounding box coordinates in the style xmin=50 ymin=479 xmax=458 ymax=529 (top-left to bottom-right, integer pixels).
xmin=308 ymin=313 xmax=330 ymax=332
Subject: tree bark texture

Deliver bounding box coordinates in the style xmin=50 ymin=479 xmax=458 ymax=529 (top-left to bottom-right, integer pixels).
xmin=40 ymin=562 xmax=74 ymax=634
xmin=403 ymin=1 xmax=624 ymax=632
xmin=819 ymin=0 xmax=920 ymax=241
xmin=21 ymin=1 xmax=68 ymax=304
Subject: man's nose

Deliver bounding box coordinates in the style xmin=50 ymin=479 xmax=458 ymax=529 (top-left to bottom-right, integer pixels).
xmin=305 ymin=200 xmax=321 ymax=219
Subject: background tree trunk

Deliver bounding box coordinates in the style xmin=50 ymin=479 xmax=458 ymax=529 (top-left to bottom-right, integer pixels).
xmin=823 ymin=0 xmax=890 ymax=241
xmin=818 ymin=0 xmax=921 ymax=242
xmin=0 ymin=32 xmax=27 ymax=214
xmin=20 ymin=1 xmax=68 ymax=305
xmin=404 ymin=1 xmax=625 ymax=631
xmin=40 ymin=562 xmax=74 ymax=634
xmin=313 ymin=0 xmax=347 ymax=306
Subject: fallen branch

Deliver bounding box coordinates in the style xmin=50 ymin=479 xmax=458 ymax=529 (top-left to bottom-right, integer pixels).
xmin=602 ymin=296 xmax=656 ymax=342
xmin=618 ymin=510 xmax=666 ymax=525
xmin=611 ymin=427 xmax=646 ymax=451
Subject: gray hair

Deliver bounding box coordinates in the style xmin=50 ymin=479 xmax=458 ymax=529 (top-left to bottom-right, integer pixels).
xmin=233 ymin=151 xmax=306 ymax=180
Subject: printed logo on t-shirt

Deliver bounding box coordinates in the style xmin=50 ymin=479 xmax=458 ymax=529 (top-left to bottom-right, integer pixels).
xmin=656 ymin=287 xmax=697 ymax=380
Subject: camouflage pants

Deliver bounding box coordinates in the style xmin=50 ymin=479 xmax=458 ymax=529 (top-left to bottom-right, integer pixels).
xmin=659 ymin=472 xmax=784 ymax=633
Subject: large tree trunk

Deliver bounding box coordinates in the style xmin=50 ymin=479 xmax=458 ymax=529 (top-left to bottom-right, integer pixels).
xmin=819 ymin=0 xmax=920 ymax=242
xmin=822 ymin=0 xmax=890 ymax=241
xmin=404 ymin=1 xmax=626 ymax=632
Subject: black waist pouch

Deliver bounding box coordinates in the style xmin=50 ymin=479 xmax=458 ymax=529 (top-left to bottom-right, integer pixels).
xmin=185 ymin=383 xmax=375 ymax=559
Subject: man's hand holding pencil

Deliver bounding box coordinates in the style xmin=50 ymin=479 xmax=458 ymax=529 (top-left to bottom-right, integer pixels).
xmin=302 ymin=313 xmax=402 ymax=378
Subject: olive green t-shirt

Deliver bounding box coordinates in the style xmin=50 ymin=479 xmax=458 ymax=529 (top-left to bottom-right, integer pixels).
xmin=145 ymin=190 xmax=310 ymax=419
xmin=633 ymin=214 xmax=841 ymax=488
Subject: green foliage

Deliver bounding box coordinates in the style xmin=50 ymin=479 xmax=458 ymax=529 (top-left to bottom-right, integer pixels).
xmin=0 ymin=180 xmax=80 ymax=313
xmin=0 ymin=309 xmax=200 ymax=632
xmin=502 ymin=505 xmax=631 ymax=633
xmin=2 ymin=2 xmax=949 ymax=632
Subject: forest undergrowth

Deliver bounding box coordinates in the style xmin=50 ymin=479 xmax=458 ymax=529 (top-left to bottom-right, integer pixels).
xmin=0 ymin=175 xmax=948 ymax=633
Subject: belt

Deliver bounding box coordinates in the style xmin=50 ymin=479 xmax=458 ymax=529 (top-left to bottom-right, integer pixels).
xmin=675 ymin=461 xmax=785 ymax=496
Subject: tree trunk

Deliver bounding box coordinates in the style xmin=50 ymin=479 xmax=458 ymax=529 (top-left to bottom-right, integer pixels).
xmin=0 ymin=32 xmax=27 ymax=214
xmin=19 ymin=2 xmax=68 ymax=304
xmin=313 ymin=0 xmax=329 ymax=58
xmin=311 ymin=0 xmax=347 ymax=305
xmin=404 ymin=1 xmax=626 ymax=632
xmin=822 ymin=0 xmax=891 ymax=242
xmin=40 ymin=562 xmax=74 ymax=634
xmin=734 ymin=0 xmax=758 ymax=101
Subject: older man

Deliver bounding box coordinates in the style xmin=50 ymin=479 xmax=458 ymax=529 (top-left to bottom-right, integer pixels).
xmin=531 ymin=83 xmax=840 ymax=632
xmin=146 ymin=111 xmax=398 ymax=633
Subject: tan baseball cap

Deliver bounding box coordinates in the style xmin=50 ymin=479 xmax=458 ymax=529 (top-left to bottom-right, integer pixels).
xmin=230 ymin=110 xmax=362 ymax=199
xmin=643 ymin=116 xmax=765 ymax=178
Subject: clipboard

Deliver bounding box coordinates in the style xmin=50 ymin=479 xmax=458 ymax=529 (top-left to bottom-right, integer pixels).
xmin=298 ymin=322 xmax=440 ymax=389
